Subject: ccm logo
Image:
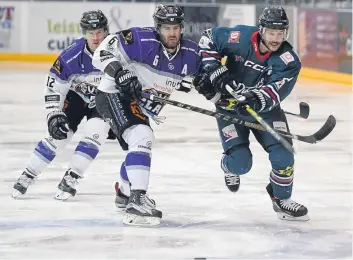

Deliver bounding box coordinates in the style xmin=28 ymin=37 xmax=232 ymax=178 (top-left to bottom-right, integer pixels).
xmin=244 ymin=60 xmax=264 ymax=72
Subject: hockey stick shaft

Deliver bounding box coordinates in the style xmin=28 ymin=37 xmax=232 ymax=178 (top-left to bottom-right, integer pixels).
xmin=225 ymin=85 xmax=295 ymax=154
xmin=143 ymin=92 xmax=267 ymax=131
xmin=142 ymin=92 xmax=334 ymax=144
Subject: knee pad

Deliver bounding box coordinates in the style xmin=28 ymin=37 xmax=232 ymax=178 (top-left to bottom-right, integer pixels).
xmin=42 ymin=130 xmax=73 ymax=153
xmin=221 ymin=144 xmax=252 ymax=175
xmin=74 ymin=118 xmax=110 ymax=160
xmin=122 ymin=124 xmax=154 ymax=155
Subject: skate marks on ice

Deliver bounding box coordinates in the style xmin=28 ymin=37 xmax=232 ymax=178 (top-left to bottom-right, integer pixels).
xmin=0 ymin=210 xmax=351 ymax=259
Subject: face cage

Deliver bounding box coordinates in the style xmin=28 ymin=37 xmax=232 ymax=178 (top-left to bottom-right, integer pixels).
xmin=259 ymin=25 xmax=289 ymax=41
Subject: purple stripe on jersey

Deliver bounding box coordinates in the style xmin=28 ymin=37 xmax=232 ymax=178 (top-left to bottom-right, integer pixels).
xmin=35 ymin=141 xmax=56 ymax=161
xmin=120 ymin=162 xmax=129 ymax=182
xmin=125 ymin=152 xmax=151 ymax=168
xmin=75 ymin=141 xmax=99 ymax=159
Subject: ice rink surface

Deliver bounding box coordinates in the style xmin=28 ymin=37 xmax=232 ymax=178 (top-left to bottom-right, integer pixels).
xmin=0 ymin=66 xmax=352 ymax=259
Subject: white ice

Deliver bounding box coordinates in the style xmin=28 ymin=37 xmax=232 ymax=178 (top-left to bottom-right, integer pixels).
xmin=0 ymin=68 xmax=352 ymax=259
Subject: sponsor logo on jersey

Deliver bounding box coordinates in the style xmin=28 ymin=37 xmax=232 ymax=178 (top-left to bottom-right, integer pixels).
xmin=228 ymin=31 xmax=241 ymax=43
xmin=273 ymin=121 xmax=288 ymax=132
xmin=279 ymin=51 xmax=295 ymax=65
xmin=234 ymin=55 xmax=244 ymax=62
xmin=244 ymin=60 xmax=265 ymax=72
xmin=222 ymin=124 xmax=238 ymax=142
xmin=153 ymin=82 xmax=173 ymax=94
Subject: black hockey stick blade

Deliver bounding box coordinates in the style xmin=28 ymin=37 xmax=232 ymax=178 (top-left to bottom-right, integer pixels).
xmin=312 ymin=115 xmax=336 ymax=142
xmin=284 ymin=102 xmax=310 ymax=119
xmin=299 ymin=102 xmax=310 ymax=119
xmin=278 ymin=115 xmax=336 ymax=144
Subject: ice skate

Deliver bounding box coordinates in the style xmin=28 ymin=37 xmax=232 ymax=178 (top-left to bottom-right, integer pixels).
xmin=54 ymin=169 xmax=81 ymax=201
xmin=266 ymin=184 xmax=309 ymax=221
xmin=123 ymin=190 xmax=162 ymax=226
xmin=12 ymin=170 xmax=37 ymax=198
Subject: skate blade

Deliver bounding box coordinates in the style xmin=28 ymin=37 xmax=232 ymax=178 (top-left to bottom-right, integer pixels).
xmin=123 ymin=213 xmax=161 ymax=226
xmin=54 ymin=190 xmax=72 ymax=201
xmin=277 ymin=212 xmax=310 ymax=221
xmin=115 ymin=204 xmax=127 ymax=212
xmin=12 ymin=189 xmax=24 ymax=199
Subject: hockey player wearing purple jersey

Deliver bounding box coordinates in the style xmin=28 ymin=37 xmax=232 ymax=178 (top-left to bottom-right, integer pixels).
xmin=12 ymin=10 xmax=116 ymax=200
xmin=93 ymin=4 xmax=199 ymax=225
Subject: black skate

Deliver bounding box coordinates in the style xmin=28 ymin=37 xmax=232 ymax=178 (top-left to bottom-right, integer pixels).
xmin=224 ymin=173 xmax=240 ymax=192
xmin=114 ymin=182 xmax=156 ymax=209
xmin=54 ymin=169 xmax=81 ymax=201
xmin=266 ymin=184 xmax=309 ymax=221
xmin=221 ymin=157 xmax=240 ymax=192
xmin=115 ymin=182 xmax=129 ymax=209
xmin=12 ymin=170 xmax=37 ymax=198
xmin=123 ymin=190 xmax=162 ymax=226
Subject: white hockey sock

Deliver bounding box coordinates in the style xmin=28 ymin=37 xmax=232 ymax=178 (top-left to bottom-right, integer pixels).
xmin=120 ymin=162 xmax=131 ymax=196
xmin=125 ymin=151 xmax=150 ymax=191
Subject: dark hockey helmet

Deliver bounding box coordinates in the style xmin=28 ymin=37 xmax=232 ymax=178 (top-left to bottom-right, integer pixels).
xmin=153 ymin=4 xmax=184 ymax=31
xmin=80 ymin=10 xmax=108 ymax=33
xmin=259 ymin=6 xmax=289 ymax=39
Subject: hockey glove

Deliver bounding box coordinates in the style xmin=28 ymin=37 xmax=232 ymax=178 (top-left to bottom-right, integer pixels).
xmin=193 ymin=73 xmax=217 ymax=100
xmin=239 ymin=89 xmax=265 ymax=112
xmin=47 ymin=111 xmax=69 ymax=140
xmin=115 ymin=69 xmax=142 ymax=100
xmin=217 ymin=90 xmax=265 ymax=116
xmin=175 ymin=75 xmax=193 ymax=93
xmin=208 ymin=66 xmax=245 ymax=96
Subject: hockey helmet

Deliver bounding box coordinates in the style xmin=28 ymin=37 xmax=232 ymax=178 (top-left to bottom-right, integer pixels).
xmin=80 ymin=10 xmax=108 ymax=33
xmin=259 ymin=6 xmax=289 ymax=40
xmin=153 ymin=4 xmax=184 ymax=30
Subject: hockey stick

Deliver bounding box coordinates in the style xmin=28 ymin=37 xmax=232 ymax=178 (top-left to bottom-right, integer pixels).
xmin=285 ymin=102 xmax=310 ymax=119
xmin=141 ymin=92 xmax=336 ymax=144
xmin=225 ymin=85 xmax=295 ymax=153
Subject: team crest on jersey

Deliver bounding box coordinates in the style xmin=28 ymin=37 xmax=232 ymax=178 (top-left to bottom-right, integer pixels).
xmin=120 ymin=30 xmax=134 ymax=45
xmin=52 ymin=59 xmax=62 ymax=75
xmin=228 ymin=31 xmax=241 ymax=43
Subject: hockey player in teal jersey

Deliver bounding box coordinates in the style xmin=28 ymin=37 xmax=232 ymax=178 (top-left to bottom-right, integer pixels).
xmin=194 ymin=6 xmax=309 ymax=221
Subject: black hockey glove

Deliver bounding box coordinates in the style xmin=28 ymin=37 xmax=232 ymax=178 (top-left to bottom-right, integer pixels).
xmin=193 ymin=73 xmax=217 ymax=100
xmin=239 ymin=89 xmax=265 ymax=112
xmin=115 ymin=69 xmax=142 ymax=100
xmin=47 ymin=111 xmax=69 ymax=140
xmin=217 ymin=89 xmax=264 ymax=116
xmin=208 ymin=66 xmax=235 ymax=95
xmin=209 ymin=66 xmax=247 ymax=97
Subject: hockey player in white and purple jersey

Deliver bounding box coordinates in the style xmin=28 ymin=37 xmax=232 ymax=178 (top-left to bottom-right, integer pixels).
xmin=92 ymin=4 xmax=199 ymax=225
xmin=12 ymin=11 xmax=116 ymax=200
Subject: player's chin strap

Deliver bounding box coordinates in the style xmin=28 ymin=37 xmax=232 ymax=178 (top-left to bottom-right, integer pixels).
xmin=225 ymin=84 xmax=295 ymax=154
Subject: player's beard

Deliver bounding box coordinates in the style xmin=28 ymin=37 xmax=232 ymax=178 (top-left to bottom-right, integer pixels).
xmin=162 ymin=35 xmax=180 ymax=50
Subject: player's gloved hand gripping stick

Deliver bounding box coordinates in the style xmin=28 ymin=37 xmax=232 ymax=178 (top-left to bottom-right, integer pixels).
xmin=224 ymin=84 xmax=295 ymax=153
